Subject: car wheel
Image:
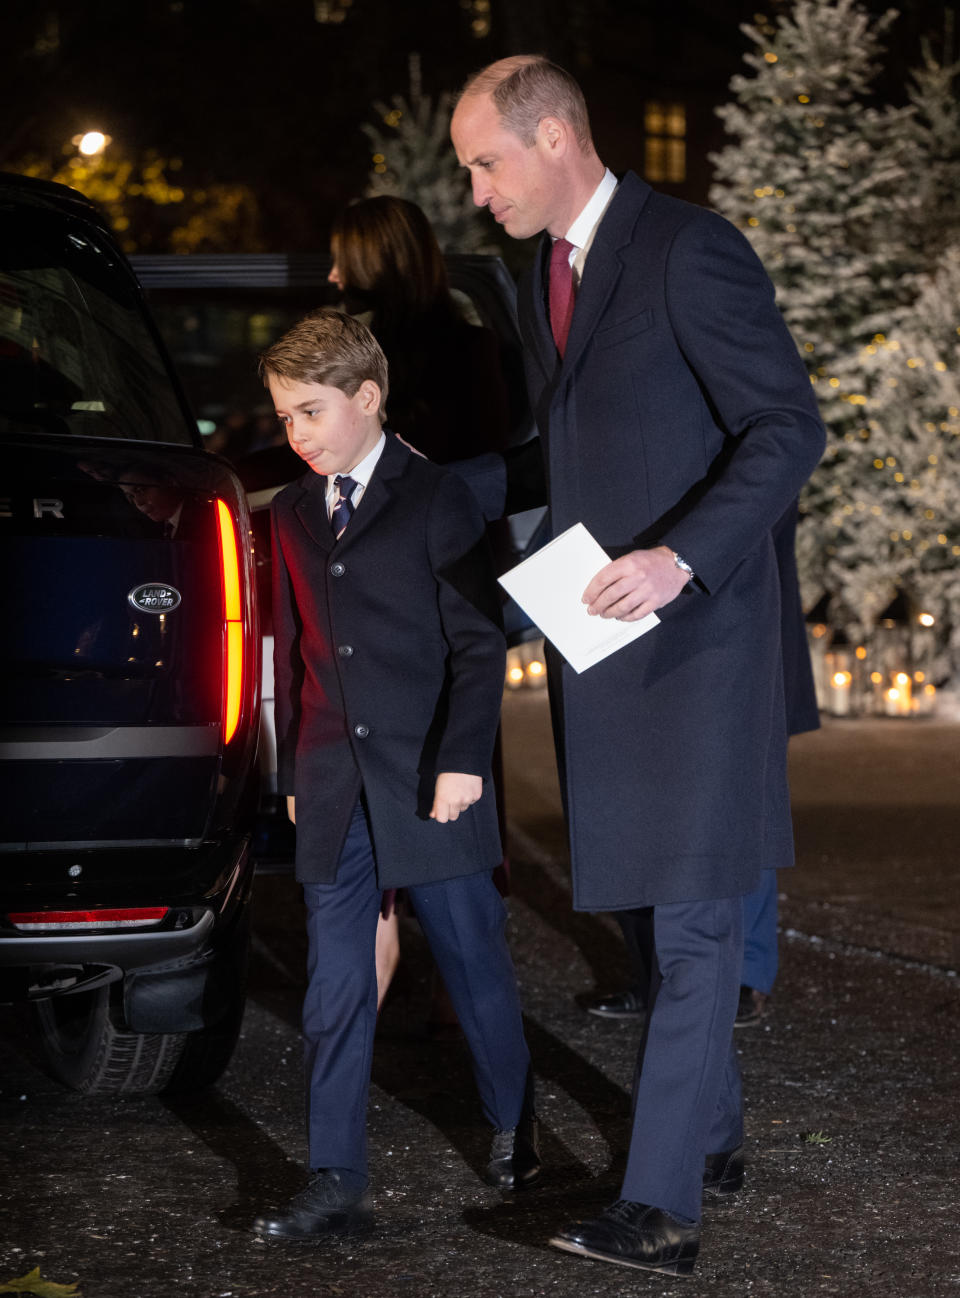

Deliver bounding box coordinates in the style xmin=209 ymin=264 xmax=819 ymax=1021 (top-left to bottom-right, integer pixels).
xmin=33 ymin=984 xmax=186 ymax=1095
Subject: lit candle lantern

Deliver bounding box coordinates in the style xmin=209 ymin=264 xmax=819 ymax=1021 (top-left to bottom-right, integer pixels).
xmin=893 ymin=672 xmax=912 ymax=715
xmin=804 ymin=594 xmax=834 ymax=710
xmin=913 ymin=677 xmax=937 ymax=716
xmin=505 ymin=663 xmax=525 ymax=690
xmin=525 ymin=658 xmax=547 ymax=688
xmin=830 ymin=669 xmax=853 ymax=716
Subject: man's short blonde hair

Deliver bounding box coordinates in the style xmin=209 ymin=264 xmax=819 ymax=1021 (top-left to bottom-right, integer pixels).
xmin=460 ymin=55 xmax=593 ymax=150
xmin=259 ymin=308 xmax=388 ymax=421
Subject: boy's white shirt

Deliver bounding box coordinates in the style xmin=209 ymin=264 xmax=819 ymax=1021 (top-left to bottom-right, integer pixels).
xmin=323 ymin=431 xmax=386 ymax=521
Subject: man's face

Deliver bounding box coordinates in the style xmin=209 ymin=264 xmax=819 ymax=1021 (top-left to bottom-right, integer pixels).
xmin=451 ymin=93 xmax=561 ymax=240
xmin=267 ymin=375 xmax=381 ymax=477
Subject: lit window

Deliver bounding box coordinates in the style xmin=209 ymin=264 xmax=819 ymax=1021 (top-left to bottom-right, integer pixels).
xmin=644 ymin=101 xmax=686 ymax=184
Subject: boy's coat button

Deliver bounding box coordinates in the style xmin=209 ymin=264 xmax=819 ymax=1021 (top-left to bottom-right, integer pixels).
xmin=354 ymin=723 xmax=370 ymax=739
xmin=330 ymin=561 xmax=346 ymax=576
xmin=338 ymin=644 xmax=354 ymax=657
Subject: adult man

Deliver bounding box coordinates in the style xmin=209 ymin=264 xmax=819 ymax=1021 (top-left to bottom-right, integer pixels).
xmin=451 ymin=56 xmax=825 ymax=1277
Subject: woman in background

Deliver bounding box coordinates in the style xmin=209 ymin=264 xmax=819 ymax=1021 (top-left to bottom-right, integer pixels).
xmin=329 ymin=194 xmax=511 ymax=464
xmin=329 ymin=195 xmax=514 ymax=1022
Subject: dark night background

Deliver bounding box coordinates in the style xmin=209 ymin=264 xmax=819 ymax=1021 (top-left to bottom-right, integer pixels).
xmin=0 ymin=0 xmax=947 ymax=253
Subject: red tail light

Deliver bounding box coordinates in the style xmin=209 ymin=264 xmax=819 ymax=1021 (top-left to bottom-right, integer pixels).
xmin=9 ymin=907 xmax=169 ymax=931
xmin=216 ymin=498 xmax=244 ymax=744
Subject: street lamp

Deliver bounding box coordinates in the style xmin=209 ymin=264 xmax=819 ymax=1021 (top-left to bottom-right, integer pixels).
xmin=72 ymin=131 xmax=111 ymax=156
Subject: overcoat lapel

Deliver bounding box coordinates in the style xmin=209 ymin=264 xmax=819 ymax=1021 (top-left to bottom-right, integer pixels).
xmin=560 ymin=241 xmax=621 ymax=373
xmin=293 ymin=473 xmax=334 ymax=553
xmin=560 ymin=173 xmax=653 ymax=375
xmin=337 ymin=435 xmax=408 ymax=550
xmin=291 ymin=434 xmax=410 ymax=555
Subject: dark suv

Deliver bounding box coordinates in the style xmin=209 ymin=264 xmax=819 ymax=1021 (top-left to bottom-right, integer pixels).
xmin=128 ymin=249 xmax=547 ymax=854
xmin=0 ymin=174 xmax=260 ymax=1095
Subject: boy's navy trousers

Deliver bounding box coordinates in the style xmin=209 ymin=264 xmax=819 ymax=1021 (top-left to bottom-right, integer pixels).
xmin=301 ymin=798 xmax=531 ymax=1176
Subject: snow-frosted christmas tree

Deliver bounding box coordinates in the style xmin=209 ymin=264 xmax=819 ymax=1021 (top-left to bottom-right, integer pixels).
xmin=799 ymin=248 xmax=960 ymax=680
xmin=711 ymin=0 xmax=960 ymax=691
xmin=710 ymin=0 xmax=922 ymax=437
xmin=362 ymin=54 xmax=498 ymax=254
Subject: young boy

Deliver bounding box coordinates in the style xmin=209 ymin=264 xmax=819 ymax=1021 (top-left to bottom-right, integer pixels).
xmin=252 ymin=309 xmax=540 ymax=1243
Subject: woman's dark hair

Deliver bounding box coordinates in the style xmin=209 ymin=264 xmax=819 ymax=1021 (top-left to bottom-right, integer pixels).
xmin=329 ymin=195 xmax=455 ymax=332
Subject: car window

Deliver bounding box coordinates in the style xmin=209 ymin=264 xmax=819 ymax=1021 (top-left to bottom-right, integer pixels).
xmin=132 ymin=255 xmax=532 ymax=464
xmin=0 ymin=207 xmax=190 ymax=445
xmin=145 ymin=289 xmax=333 ymax=459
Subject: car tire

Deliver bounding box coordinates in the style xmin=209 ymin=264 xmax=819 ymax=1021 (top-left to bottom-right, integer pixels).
xmin=162 ymin=916 xmax=251 ymax=1095
xmin=33 ymin=984 xmax=186 ymax=1095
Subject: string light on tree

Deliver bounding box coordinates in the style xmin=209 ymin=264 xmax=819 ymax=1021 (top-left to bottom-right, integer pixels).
xmin=711 ymin=0 xmax=960 ymax=692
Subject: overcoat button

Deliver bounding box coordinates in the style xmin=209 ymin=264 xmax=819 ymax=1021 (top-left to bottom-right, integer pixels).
xmin=338 ymin=644 xmax=354 ymax=657
xmin=354 ymin=723 xmax=370 ymax=739
xmin=330 ymin=561 xmax=346 ymax=576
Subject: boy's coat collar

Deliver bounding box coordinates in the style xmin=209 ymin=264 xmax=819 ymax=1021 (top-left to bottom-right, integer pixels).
xmin=291 ymin=432 xmax=410 ymax=554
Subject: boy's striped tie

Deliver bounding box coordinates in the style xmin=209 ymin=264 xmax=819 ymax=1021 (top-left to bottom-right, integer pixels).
xmin=330 ymin=474 xmax=357 ymax=540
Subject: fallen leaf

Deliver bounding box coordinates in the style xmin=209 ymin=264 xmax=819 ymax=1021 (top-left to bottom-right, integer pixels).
xmin=0 ymin=1268 xmax=82 ymax=1296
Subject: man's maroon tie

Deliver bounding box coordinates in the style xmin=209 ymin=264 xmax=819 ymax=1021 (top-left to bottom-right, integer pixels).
xmin=549 ymin=237 xmax=576 ymax=357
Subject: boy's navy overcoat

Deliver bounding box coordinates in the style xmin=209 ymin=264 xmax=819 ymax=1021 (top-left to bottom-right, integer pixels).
xmin=271 ymin=435 xmax=505 ymax=887
xmin=517 ymin=172 xmax=826 ymax=912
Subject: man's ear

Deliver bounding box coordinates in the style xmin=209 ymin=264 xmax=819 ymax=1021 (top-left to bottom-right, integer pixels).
xmin=537 ymin=115 xmax=569 ymax=157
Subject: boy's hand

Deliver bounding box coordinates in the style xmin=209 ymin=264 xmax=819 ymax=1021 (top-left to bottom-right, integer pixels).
xmin=286 ymin=795 xmax=296 ymax=824
xmin=430 ymin=772 xmax=482 ymax=823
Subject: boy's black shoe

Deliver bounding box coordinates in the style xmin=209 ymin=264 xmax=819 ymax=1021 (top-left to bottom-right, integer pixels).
xmin=549 ymin=1201 xmax=700 ymax=1275
xmin=252 ymin=1170 xmax=373 ymax=1242
xmin=702 ymin=1146 xmax=745 ymax=1199
xmin=484 ymin=1108 xmax=542 ymax=1189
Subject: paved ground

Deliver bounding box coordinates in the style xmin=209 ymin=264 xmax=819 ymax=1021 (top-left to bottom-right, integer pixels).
xmin=1 ymin=690 xmax=958 ymax=1297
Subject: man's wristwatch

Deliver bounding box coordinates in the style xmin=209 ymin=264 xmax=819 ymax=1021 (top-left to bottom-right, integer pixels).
xmin=672 ymin=551 xmax=695 ymax=582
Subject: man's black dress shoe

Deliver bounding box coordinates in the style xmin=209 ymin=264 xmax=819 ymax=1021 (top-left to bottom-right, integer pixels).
xmin=703 ymin=1146 xmax=745 ymax=1199
xmin=252 ymin=1170 xmax=373 ymax=1242
xmin=585 ymin=989 xmax=646 ymax=1019
xmin=550 ymin=1200 xmax=700 ymax=1275
xmin=484 ymin=1108 xmax=542 ymax=1189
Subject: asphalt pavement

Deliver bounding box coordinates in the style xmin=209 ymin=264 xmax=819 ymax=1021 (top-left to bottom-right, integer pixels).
xmin=2 ymin=690 xmax=958 ymax=1297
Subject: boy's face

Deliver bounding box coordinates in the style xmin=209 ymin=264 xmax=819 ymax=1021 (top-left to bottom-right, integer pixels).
xmin=267 ymin=375 xmax=382 ymax=477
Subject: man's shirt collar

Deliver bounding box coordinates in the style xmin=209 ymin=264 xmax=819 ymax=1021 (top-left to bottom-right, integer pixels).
xmin=564 ymin=167 xmax=618 ymax=255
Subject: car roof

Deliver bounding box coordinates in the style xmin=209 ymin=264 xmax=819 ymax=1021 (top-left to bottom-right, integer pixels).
xmin=0 ymin=170 xmax=113 ymax=235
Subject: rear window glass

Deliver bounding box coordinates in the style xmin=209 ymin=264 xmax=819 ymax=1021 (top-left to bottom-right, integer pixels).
xmin=144 ymin=285 xmax=494 ymax=461
xmin=0 ymin=206 xmax=191 ymax=445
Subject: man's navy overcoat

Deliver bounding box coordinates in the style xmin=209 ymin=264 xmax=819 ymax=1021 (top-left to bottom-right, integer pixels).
xmin=517 ymin=173 xmax=826 ymax=912
xmin=271 ymin=435 xmax=505 ymax=887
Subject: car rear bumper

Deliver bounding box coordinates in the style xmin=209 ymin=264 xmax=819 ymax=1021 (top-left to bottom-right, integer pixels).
xmin=0 ymin=907 xmax=215 ymax=971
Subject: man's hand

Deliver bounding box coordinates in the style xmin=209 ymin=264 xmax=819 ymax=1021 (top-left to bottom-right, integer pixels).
xmin=583 ymin=545 xmax=690 ymax=621
xmin=430 ymin=772 xmax=482 ymax=823
xmin=286 ymin=794 xmax=296 ymax=824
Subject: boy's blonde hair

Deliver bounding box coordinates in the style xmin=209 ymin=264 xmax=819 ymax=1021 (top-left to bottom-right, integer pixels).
xmin=259 ymin=308 xmax=389 ymax=421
